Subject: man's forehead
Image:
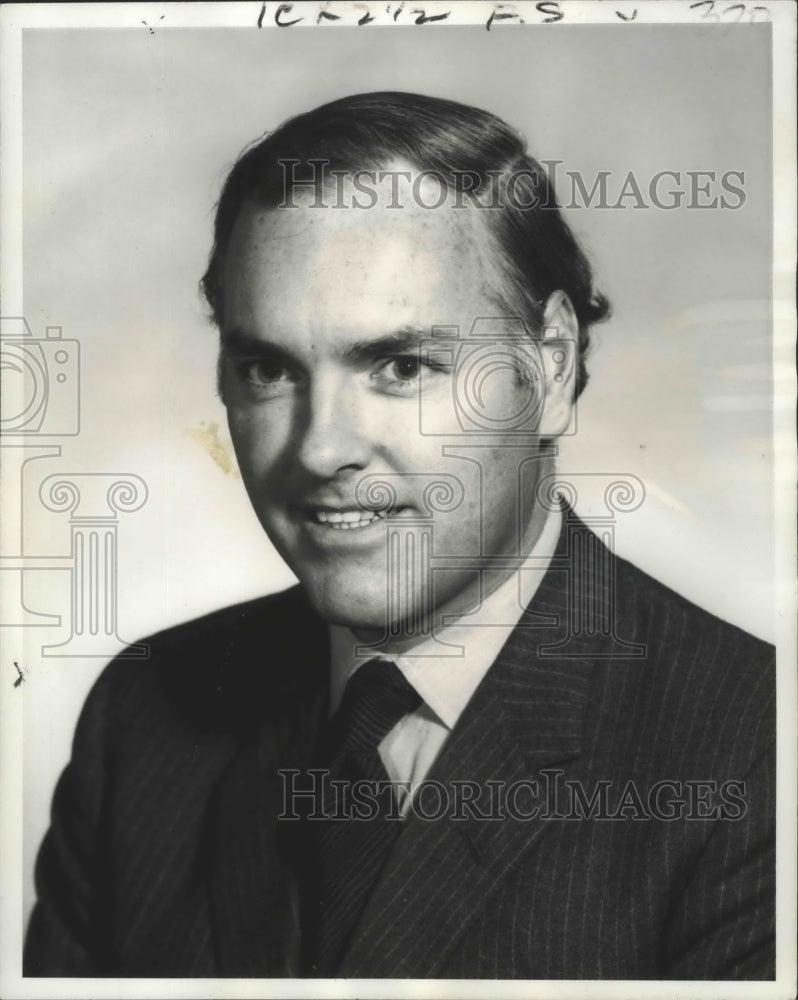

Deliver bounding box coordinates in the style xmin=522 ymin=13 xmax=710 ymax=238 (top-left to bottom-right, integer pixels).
xmin=223 ymin=171 xmax=509 ymax=336
xmin=229 ymin=164 xmax=498 ymax=268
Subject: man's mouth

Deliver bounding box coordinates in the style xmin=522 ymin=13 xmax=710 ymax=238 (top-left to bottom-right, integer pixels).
xmin=311 ymin=508 xmax=387 ymax=530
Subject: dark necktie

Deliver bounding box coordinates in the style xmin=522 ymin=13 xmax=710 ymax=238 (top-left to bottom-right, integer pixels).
xmin=307 ymin=658 xmax=421 ymax=975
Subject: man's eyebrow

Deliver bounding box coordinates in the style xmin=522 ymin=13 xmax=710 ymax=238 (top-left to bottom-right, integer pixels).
xmin=220 ymin=328 xmax=291 ymax=360
xmin=220 ymin=326 xmax=432 ymax=363
xmin=341 ymin=327 xmax=429 ymax=364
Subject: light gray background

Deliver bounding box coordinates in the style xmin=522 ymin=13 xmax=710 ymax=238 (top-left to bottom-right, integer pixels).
xmin=20 ymin=24 xmax=773 ymax=923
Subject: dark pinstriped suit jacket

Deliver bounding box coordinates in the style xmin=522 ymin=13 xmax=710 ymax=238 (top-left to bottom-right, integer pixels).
xmin=25 ymin=512 xmax=776 ymax=979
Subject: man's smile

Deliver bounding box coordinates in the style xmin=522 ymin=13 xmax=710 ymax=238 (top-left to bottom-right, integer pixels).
xmin=311 ymin=508 xmax=385 ymax=529
xmin=297 ymin=502 xmax=413 ymax=532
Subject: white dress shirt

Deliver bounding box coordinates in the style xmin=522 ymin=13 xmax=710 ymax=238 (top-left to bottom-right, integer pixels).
xmin=329 ymin=505 xmax=562 ymax=815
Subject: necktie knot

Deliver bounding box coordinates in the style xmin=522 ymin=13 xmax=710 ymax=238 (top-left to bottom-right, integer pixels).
xmin=326 ymin=658 xmax=421 ymax=760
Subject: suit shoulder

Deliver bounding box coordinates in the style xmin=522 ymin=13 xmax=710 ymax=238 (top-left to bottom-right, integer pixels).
xmin=86 ymin=585 xmax=326 ymax=737
xmin=613 ymin=547 xmax=773 ymax=661
xmin=606 ymin=547 xmax=774 ymax=757
xmin=138 ymin=584 xmax=312 ymax=655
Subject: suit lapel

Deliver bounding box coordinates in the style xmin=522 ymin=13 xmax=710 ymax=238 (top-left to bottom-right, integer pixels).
xmin=338 ymin=512 xmax=606 ymax=978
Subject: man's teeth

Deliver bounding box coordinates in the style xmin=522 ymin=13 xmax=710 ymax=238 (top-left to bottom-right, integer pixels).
xmin=312 ymin=509 xmax=386 ymax=529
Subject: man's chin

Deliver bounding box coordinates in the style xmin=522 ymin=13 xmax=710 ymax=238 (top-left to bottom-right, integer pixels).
xmin=295 ymin=567 xmax=447 ymax=640
xmin=301 ymin=588 xmax=449 ymax=649
xmin=300 ymin=583 xmax=389 ymax=634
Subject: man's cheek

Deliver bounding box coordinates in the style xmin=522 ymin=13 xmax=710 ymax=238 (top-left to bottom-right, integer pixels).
xmin=229 ymin=418 xmax=281 ymax=474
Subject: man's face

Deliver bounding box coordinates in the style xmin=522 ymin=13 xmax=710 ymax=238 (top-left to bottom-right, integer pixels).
xmin=219 ymin=172 xmax=571 ymax=637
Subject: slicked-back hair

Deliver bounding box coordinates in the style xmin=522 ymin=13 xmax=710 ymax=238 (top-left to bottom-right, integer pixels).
xmin=201 ymin=91 xmax=610 ymax=399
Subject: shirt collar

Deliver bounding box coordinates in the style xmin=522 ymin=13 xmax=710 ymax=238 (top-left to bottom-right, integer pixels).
xmin=329 ymin=504 xmax=562 ymax=730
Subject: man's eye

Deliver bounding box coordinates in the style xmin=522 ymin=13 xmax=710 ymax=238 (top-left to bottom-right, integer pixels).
xmin=372 ymin=353 xmax=450 ymax=396
xmin=237 ymin=359 xmax=292 ymax=387
xmin=388 ymin=357 xmax=422 ymax=382
xmin=373 ymin=355 xmax=424 ymax=388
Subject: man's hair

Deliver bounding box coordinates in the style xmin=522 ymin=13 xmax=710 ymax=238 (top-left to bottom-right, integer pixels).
xmin=201 ymin=91 xmax=610 ymax=399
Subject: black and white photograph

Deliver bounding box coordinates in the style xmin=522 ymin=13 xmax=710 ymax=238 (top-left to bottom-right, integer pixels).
xmin=0 ymin=2 xmax=795 ymax=997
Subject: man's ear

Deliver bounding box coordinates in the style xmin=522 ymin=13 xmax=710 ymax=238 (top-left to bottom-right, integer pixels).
xmin=537 ymin=289 xmax=579 ymax=438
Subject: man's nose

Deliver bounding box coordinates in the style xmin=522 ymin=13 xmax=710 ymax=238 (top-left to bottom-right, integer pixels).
xmin=295 ymin=374 xmax=372 ymax=479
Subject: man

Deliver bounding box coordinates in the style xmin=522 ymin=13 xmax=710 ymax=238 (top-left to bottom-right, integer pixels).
xmin=25 ymin=92 xmax=775 ymax=979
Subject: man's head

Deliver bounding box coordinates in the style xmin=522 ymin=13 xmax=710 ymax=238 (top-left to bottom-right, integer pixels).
xmin=202 ymin=92 xmax=609 ymax=638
